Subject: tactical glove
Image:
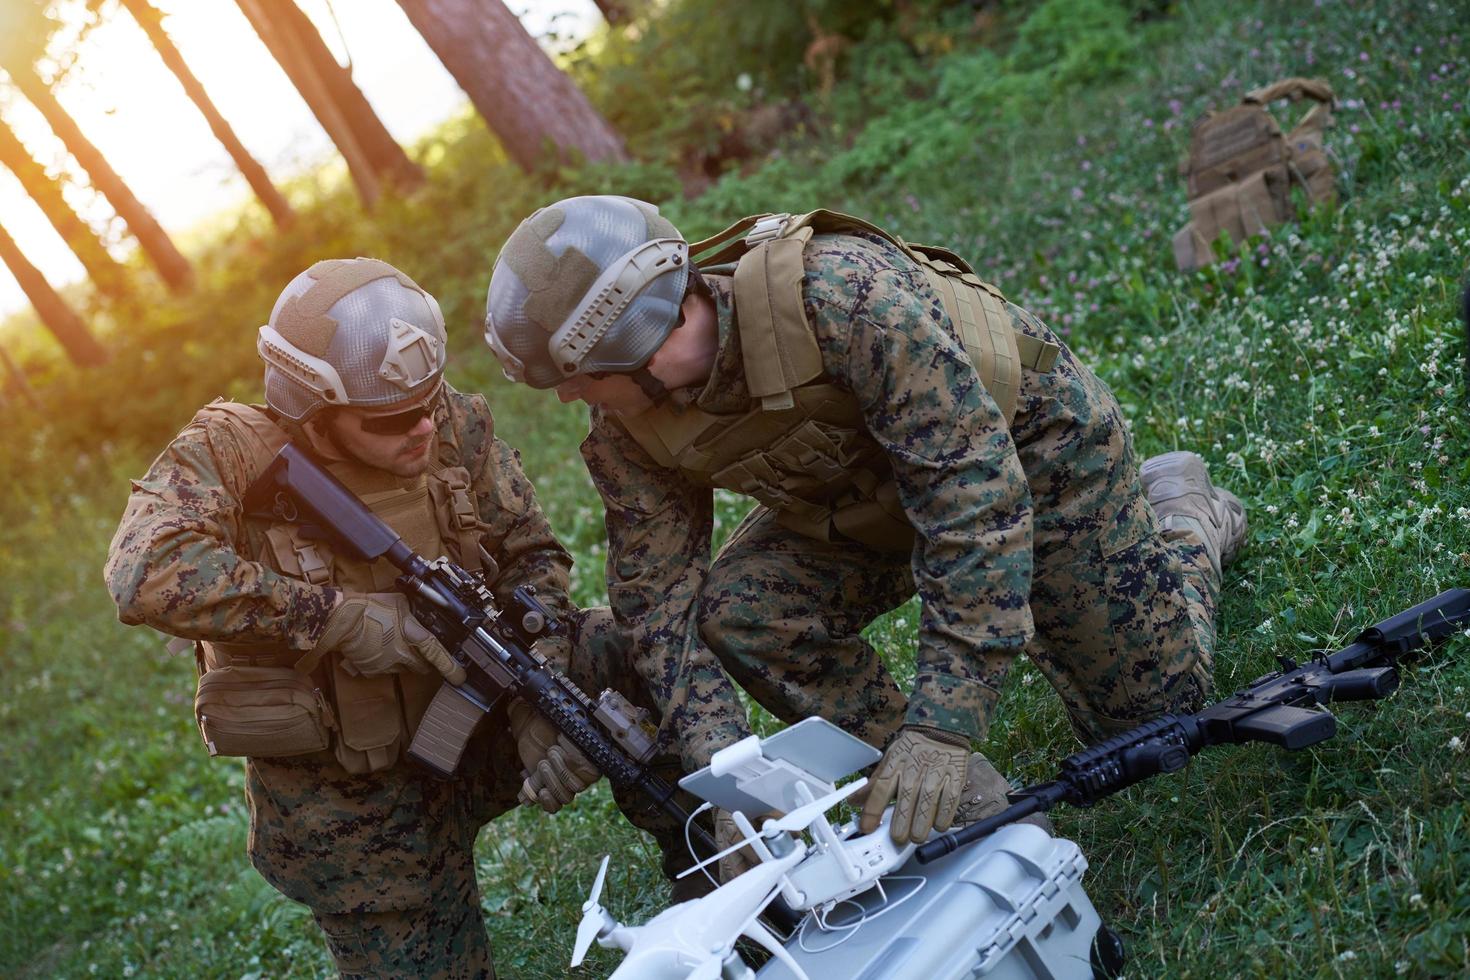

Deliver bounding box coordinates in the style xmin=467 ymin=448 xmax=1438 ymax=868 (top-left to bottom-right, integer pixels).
xmin=859 ymin=725 xmax=970 ymax=845
xmin=508 ymin=699 xmax=600 ymax=814
xmin=316 ymin=593 xmax=466 ymax=685
xmin=714 ymin=808 xmax=762 ymax=883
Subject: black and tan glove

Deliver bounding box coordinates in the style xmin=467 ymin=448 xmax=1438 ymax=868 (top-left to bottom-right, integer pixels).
xmin=858 ymin=725 xmax=970 ymax=845
xmin=714 ymin=808 xmax=762 ymax=883
xmin=316 ymin=593 xmax=466 ymax=685
xmin=508 ymin=699 xmax=600 ymax=814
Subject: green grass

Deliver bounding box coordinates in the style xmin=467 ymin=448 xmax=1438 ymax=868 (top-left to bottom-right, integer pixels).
xmin=3 ymin=0 xmax=1469 ymax=976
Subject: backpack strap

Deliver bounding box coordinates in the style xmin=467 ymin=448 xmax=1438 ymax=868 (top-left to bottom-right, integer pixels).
xmin=688 ymin=214 xmax=768 ymax=267
xmin=1243 ymin=77 xmax=1335 ymax=107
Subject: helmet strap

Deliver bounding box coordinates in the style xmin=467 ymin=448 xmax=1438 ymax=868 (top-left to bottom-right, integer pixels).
xmin=629 ymin=366 xmax=670 ymax=404
xmin=686 ymin=262 xmax=714 ymax=300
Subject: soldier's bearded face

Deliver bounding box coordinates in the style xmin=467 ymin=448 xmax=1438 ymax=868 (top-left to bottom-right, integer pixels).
xmin=325 ymin=404 xmax=437 ymax=477
xmin=555 ymin=373 xmax=653 ymax=417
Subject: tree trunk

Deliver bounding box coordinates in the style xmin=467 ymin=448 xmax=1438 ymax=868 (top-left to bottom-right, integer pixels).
xmin=4 ymin=61 xmax=194 ymax=294
xmin=0 ymin=220 xmax=108 ymax=366
xmin=393 ymin=0 xmax=629 ymax=172
xmin=235 ymin=0 xmax=423 ymax=203
xmin=0 ymin=116 xmax=130 ymax=298
xmin=119 ymin=0 xmax=296 ymax=229
xmin=591 ymin=0 xmax=631 ymax=25
xmin=235 ymin=0 xmax=380 ymax=208
xmin=0 ymin=343 xmax=42 ymax=410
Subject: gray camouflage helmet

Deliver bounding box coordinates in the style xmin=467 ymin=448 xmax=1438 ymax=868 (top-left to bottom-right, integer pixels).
xmin=258 ymin=257 xmax=447 ymax=421
xmin=484 ymin=195 xmax=690 ymax=389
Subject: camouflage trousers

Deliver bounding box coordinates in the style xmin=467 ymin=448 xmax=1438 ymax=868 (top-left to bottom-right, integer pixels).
xmin=245 ymin=610 xmax=707 ymax=979
xmin=696 ymin=319 xmax=1221 ymax=750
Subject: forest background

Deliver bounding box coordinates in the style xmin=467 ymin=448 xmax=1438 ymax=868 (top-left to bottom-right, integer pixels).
xmin=1 ymin=0 xmax=1468 ymax=976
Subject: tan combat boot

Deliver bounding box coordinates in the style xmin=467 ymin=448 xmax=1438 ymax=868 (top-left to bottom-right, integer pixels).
xmin=953 ymin=753 xmax=1053 ymax=834
xmin=1140 ymin=451 xmax=1247 ymax=577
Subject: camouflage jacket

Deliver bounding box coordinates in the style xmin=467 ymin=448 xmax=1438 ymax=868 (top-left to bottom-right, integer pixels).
xmin=105 ymin=384 xmax=574 ymax=662
xmin=583 ymin=231 xmax=1041 ymax=767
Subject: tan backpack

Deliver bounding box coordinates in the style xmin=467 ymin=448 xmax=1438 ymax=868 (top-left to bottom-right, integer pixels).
xmin=1172 ymin=77 xmax=1336 ymax=271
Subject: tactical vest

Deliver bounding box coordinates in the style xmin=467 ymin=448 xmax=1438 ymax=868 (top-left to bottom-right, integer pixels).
xmin=1173 ymin=77 xmax=1336 ymax=271
xmin=617 ymin=210 xmax=1060 ymax=552
xmin=192 ymin=398 xmax=490 ymax=773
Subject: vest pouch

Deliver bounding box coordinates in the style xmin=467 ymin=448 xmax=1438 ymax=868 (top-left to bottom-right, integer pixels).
xmin=1188 ymin=169 xmax=1288 ymax=250
xmin=765 ymin=418 xmax=870 ymax=486
xmin=194 ymin=665 xmax=331 ymax=759
xmin=831 ymin=480 xmax=914 ymax=553
xmin=1172 ymin=222 xmax=1213 ymax=272
xmin=712 ymin=450 xmax=831 ymax=529
xmin=330 ymin=661 xmax=406 ymax=774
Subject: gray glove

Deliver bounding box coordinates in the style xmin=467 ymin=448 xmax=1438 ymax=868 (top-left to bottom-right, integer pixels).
xmin=858 ymin=725 xmax=970 ymax=845
xmin=316 ymin=593 xmax=466 ymax=685
xmin=508 ymin=698 xmax=600 ymax=813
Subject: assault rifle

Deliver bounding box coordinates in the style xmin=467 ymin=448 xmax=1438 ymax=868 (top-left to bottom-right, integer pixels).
xmin=917 ymin=587 xmax=1470 ymax=864
xmin=244 ymin=442 xmax=714 ymax=853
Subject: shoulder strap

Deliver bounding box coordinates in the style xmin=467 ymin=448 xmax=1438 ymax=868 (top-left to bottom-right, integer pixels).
xmin=733 ymin=224 xmax=824 ymax=411
xmin=699 ymin=210 xmax=1058 ymax=420
xmin=708 ymin=210 xmax=924 ymax=411
xmin=688 ymin=214 xmax=768 ymax=267
xmin=193 ymin=400 xmax=290 ymax=479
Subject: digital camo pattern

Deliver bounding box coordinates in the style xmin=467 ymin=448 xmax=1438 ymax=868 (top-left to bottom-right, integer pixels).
xmin=104 ymin=386 xmax=574 ymax=657
xmin=103 ymin=385 xmax=595 ymax=976
xmin=248 ymin=610 xmax=702 ymax=980
xmin=583 ymin=231 xmax=1221 ymax=766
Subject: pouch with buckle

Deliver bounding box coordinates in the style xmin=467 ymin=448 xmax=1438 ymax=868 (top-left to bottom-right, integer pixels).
xmin=194 ymin=664 xmax=332 ymax=759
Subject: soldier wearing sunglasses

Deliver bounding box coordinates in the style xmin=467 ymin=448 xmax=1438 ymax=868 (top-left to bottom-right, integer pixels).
xmin=105 ymin=257 xmax=698 ymax=977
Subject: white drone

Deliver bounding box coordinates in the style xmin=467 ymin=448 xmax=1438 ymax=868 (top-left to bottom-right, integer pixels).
xmin=569 ymin=719 xmax=921 ymax=980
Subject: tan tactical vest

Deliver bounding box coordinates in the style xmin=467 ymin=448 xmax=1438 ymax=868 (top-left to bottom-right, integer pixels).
xmin=194 ymin=399 xmax=490 ymax=772
xmin=617 ymin=210 xmax=1060 ymax=552
xmin=1173 ymin=77 xmax=1336 ymax=271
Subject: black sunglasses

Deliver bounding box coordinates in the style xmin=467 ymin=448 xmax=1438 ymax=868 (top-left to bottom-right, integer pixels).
xmin=360 ymin=403 xmax=434 ymax=435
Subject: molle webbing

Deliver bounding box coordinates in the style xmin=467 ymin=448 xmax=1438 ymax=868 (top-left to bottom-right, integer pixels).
xmin=689 ymin=210 xmax=1058 ymax=423
xmin=1173 ymin=77 xmax=1336 ymax=271
xmin=191 ymin=400 xmax=479 ymax=667
xmin=621 ymin=211 xmax=1062 ymax=551
xmin=617 ymin=383 xmax=914 ymax=551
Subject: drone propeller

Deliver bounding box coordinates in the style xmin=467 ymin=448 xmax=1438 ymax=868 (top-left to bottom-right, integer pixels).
xmin=762 ymin=777 xmax=867 ymax=835
xmin=571 ymin=855 xmax=612 ymax=968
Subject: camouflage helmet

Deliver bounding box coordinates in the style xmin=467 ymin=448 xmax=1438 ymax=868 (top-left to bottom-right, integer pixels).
xmin=484 ymin=195 xmax=689 ymax=389
xmin=258 ymin=257 xmax=447 ymax=421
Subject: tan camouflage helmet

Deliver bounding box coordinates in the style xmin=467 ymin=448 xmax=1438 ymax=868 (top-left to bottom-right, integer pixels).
xmin=484 ymin=195 xmax=690 ymax=389
xmin=258 ymin=257 xmax=447 ymax=421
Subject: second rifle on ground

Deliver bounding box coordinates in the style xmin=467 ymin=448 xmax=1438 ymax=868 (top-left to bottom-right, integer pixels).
xmin=918 ymin=586 xmax=1470 ymax=863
